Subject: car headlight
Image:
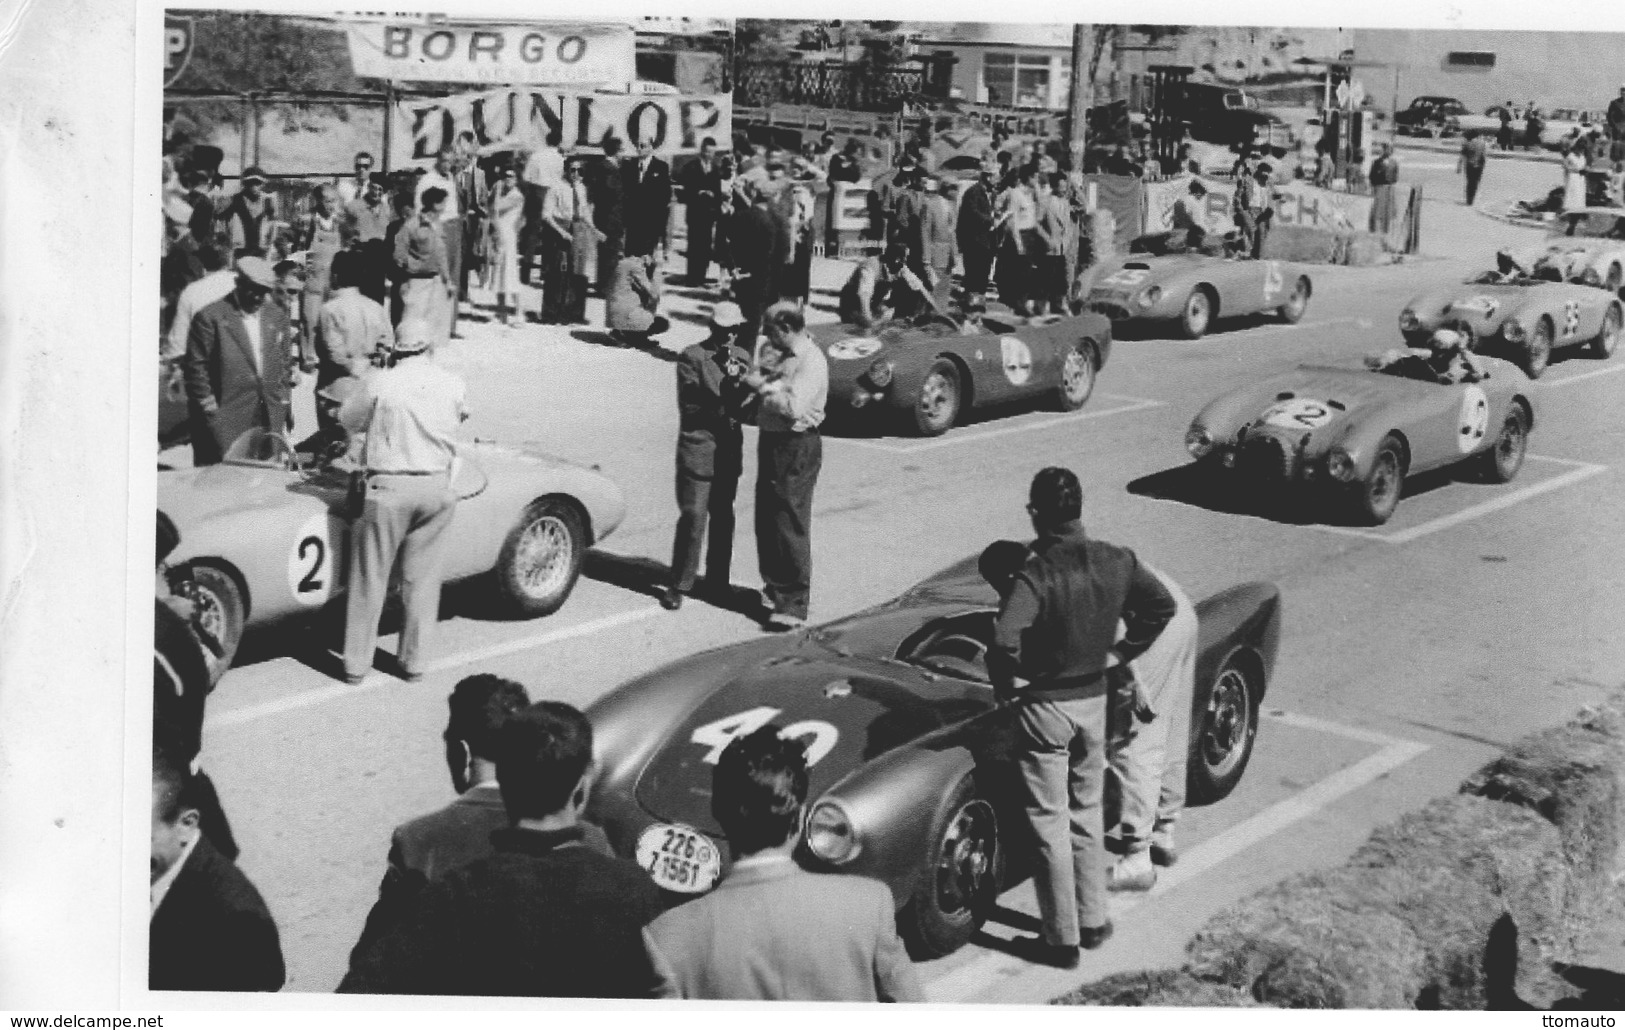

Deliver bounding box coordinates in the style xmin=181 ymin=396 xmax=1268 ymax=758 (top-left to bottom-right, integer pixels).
xmin=1185 ymin=425 xmax=1215 ymax=459
xmin=1399 ymin=309 xmax=1420 ymax=332
xmin=866 ymin=359 xmax=894 ymax=389
xmin=1326 ymin=448 xmax=1357 ymax=482
xmin=805 ymin=799 xmax=861 ymax=864
xmin=1503 ymin=321 xmax=1527 ymax=344
xmin=1138 ymin=285 xmax=1163 ymax=309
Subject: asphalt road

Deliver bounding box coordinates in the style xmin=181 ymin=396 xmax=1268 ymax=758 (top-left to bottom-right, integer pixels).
xmin=187 ymin=160 xmax=1625 ymax=1001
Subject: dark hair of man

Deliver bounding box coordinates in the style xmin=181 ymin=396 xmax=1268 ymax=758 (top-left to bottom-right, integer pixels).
xmin=763 ymin=302 xmax=805 ymax=337
xmin=355 ymin=151 xmax=373 ymax=163
xmin=1029 ymin=466 xmax=1083 ymax=525
xmin=978 ymin=539 xmax=1030 ymax=593
xmin=157 ymin=511 xmax=180 ymax=564
xmin=711 ymin=726 xmax=809 ymax=853
xmin=445 ymin=674 xmax=531 ymax=760
xmin=328 ymin=250 xmax=356 ymax=291
xmin=701 ymin=136 xmax=716 ymax=149
xmin=420 ymin=186 xmax=448 ymax=211
xmin=495 ymin=701 xmax=594 ymax=820
xmin=153 ymin=746 xmax=199 ymax=824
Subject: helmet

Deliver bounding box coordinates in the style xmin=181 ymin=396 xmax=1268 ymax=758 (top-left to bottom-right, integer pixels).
xmin=1430 ymin=328 xmax=1467 ymax=352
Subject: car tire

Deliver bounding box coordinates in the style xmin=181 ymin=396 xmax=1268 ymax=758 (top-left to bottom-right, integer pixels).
xmin=1053 ymin=341 xmax=1098 ymax=412
xmin=1605 ymin=264 xmax=1623 ymax=296
xmin=900 ymin=774 xmax=1002 ymax=960
xmin=1354 ymin=436 xmax=1406 ymax=525
xmin=1524 ymin=317 xmax=1554 ymax=378
xmin=1179 ymin=288 xmax=1213 ymax=339
xmin=1188 ymin=650 xmax=1262 ymax=804
xmin=913 ymin=359 xmax=961 ymax=437
xmin=1277 ymin=276 xmax=1311 ymax=324
xmin=1478 ymin=405 xmax=1529 ymax=484
xmin=495 ymin=498 xmax=586 ymax=617
xmin=184 ymin=564 xmax=245 ymax=686
xmin=1591 ymin=304 xmax=1621 ymax=359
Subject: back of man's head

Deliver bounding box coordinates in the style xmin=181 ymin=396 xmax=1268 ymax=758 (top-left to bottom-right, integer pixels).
xmin=328 ymin=250 xmax=356 ymax=291
xmin=1029 ymin=466 xmax=1083 ymax=526
xmin=711 ymin=726 xmax=809 ymax=854
xmin=446 ymin=674 xmax=531 ymax=761
xmin=978 ymin=539 xmax=1031 ymax=596
xmin=496 ymin=701 xmax=594 ymax=822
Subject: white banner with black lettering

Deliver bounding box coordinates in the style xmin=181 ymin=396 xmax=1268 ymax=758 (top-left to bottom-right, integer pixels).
xmin=346 ymin=21 xmax=635 ymax=86
xmin=396 ymin=87 xmax=733 ymax=162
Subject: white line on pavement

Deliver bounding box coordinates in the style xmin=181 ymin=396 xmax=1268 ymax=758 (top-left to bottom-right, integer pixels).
xmin=1310 ymin=456 xmax=1607 ymax=545
xmin=850 ymin=395 xmax=1167 ymax=455
xmin=924 ymin=713 xmax=1430 ymax=1003
xmin=1170 ymin=317 xmax=1372 ymax=343
xmin=1544 ymin=362 xmax=1625 ymax=388
xmin=209 ymin=606 xmax=662 ymax=730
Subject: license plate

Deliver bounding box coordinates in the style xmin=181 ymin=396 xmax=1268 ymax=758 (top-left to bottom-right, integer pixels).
xmin=635 ymin=823 xmax=722 ymax=894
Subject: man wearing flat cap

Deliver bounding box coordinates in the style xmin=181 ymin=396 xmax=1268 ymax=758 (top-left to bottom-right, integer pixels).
xmin=661 ymin=302 xmax=754 ymax=611
xmin=182 ymin=256 xmax=296 ymax=466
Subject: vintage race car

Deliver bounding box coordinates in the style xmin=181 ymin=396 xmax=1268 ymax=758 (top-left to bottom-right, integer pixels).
xmin=1398 ymin=269 xmax=1622 ymax=377
xmin=1505 ymin=208 xmax=1625 ymax=295
xmin=159 ymin=429 xmax=626 ymax=681
xmin=1086 ymin=255 xmax=1312 ymax=339
xmin=584 ymin=556 xmax=1280 ymax=958
xmin=1186 ymin=357 xmax=1537 ymax=524
xmin=817 ymin=310 xmax=1112 ymax=436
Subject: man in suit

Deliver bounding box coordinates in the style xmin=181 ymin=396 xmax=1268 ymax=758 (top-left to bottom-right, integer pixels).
xmin=622 ymin=138 xmax=673 ymax=275
xmin=661 ymin=302 xmax=752 ymax=612
xmin=590 ymin=136 xmax=628 ymax=298
xmin=957 ymin=164 xmax=997 ymax=303
xmin=728 ymin=184 xmax=786 ymax=350
xmin=150 ymin=749 xmax=284 ymax=992
xmin=917 ymin=176 xmax=957 ymax=314
xmin=340 ymin=702 xmax=670 ymax=997
xmin=644 ymin=726 xmax=922 ymax=1002
xmin=678 ymin=137 xmax=723 ymax=286
xmin=182 ymin=256 xmax=295 ymax=466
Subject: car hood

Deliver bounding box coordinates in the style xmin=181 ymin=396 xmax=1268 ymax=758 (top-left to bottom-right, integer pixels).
xmin=158 ymin=464 xmax=301 ymax=529
xmin=1224 ymin=364 xmax=1431 ymax=435
xmin=632 ymin=638 xmax=987 ymax=834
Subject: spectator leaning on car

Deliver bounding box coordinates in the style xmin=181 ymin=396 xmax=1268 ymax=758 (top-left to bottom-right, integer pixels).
xmin=643 ymin=726 xmax=923 ymax=1002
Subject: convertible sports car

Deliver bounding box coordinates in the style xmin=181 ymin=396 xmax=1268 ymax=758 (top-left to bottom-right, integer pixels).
xmin=1398 ymin=268 xmax=1622 ymax=377
xmin=1186 ymin=356 xmax=1536 ymax=524
xmin=584 ymin=556 xmax=1281 ymax=958
xmin=1505 ymin=208 xmax=1625 ymax=296
xmin=816 ymin=309 xmax=1112 ymax=436
xmin=1086 ymin=256 xmax=1312 ymax=339
xmin=159 ymin=429 xmax=626 ymax=681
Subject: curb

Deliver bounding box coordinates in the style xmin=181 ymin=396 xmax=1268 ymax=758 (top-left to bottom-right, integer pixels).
xmin=1392 ymin=138 xmax=1560 ymax=166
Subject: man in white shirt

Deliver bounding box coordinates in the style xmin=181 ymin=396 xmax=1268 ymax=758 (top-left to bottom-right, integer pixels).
xmin=416 ymin=149 xmax=463 ymax=339
xmin=314 ymin=252 xmax=393 ymax=427
xmin=335 ymin=150 xmax=375 ymax=205
xmin=164 ymin=245 xmax=235 ymax=361
xmin=338 ymin=318 xmax=469 ymax=684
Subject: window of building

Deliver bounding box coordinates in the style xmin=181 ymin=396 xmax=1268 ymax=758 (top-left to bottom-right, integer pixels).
xmin=1445 ymin=51 xmax=1496 ymax=69
xmin=983 ymin=52 xmax=1052 ymax=108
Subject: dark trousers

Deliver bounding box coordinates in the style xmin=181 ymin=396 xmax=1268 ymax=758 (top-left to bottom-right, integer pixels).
xmin=1236 ymin=210 xmax=1270 ymax=259
xmin=996 ymin=235 xmax=1033 ymax=311
xmin=755 ymin=430 xmax=821 ymax=620
xmin=441 ymin=220 xmax=463 ymax=336
xmin=686 ymin=208 xmax=715 ymax=284
xmin=670 ymin=458 xmax=740 ymax=592
xmin=732 ymin=271 xmax=771 ymax=352
xmin=1465 ymin=163 xmax=1485 ymax=206
xmin=597 ymin=232 xmax=624 ymax=296
xmin=961 ymin=243 xmax=993 ymax=296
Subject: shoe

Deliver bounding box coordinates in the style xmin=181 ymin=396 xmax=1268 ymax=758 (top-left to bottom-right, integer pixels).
xmin=1150 ymin=843 xmax=1178 ymax=868
xmin=762 ymin=612 xmax=807 ymax=633
xmin=341 ymin=671 xmax=368 ymax=685
xmin=659 ymin=586 xmax=684 ymax=611
xmin=400 ymin=669 xmax=425 ymax=684
xmin=1008 ymin=936 xmax=1081 ymax=970
xmin=1079 ymin=921 xmax=1115 ymax=950
xmin=1107 ymin=852 xmax=1158 ymax=892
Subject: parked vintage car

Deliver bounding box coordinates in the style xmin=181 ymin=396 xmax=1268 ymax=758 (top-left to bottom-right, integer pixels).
xmin=1393 ymin=95 xmax=1468 ymax=137
xmin=1086 ymin=255 xmax=1312 ymax=339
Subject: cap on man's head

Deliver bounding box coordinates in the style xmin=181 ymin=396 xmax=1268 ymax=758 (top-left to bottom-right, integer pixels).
xmin=709 ymin=301 xmax=746 ymax=328
xmin=1430 ymin=328 xmax=1466 ymax=351
xmin=240 ymin=166 xmax=267 ymax=185
xmin=392 ymin=318 xmax=434 ymax=354
xmin=235 ymin=256 xmax=277 ymax=289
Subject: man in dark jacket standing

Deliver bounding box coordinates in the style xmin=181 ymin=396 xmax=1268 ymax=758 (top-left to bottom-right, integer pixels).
xmin=957 ymin=164 xmax=997 ymax=302
xmin=987 ymin=467 xmax=1175 ymax=969
xmin=340 ymin=702 xmax=671 ymax=998
xmin=590 ymin=137 xmax=628 ymax=298
xmin=182 ymin=256 xmax=295 ymax=465
xmin=661 ymin=302 xmax=752 ymax=611
xmin=729 ymin=185 xmax=786 ymax=349
xmin=623 ymin=138 xmax=673 ymax=276
xmin=678 ymin=137 xmax=723 ymax=286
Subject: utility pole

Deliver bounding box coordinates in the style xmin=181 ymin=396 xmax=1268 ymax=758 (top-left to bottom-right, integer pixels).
xmin=1066 ymin=23 xmax=1093 ymax=172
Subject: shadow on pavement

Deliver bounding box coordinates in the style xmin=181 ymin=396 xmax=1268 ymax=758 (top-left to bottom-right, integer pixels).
xmin=585 ymin=550 xmax=766 ymax=618
xmin=1127 ymin=461 xmax=1469 ymax=528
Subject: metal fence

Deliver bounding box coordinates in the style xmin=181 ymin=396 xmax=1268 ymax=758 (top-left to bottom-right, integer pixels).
xmin=734 ymin=60 xmax=933 ymax=113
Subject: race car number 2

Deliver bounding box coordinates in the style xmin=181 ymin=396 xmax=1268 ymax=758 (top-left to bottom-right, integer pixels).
xmin=691 ymin=706 xmax=839 ymax=767
xmin=287 ymin=512 xmax=341 ymax=606
xmin=1261 ymin=397 xmax=1336 ymax=430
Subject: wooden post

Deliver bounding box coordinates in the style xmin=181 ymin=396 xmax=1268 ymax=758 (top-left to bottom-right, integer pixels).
xmin=382 ymin=81 xmax=395 ymax=174
xmin=238 ymin=93 xmax=250 ymax=174
xmin=1065 ymin=24 xmax=1092 ymax=173
xmin=251 ymin=94 xmax=262 ymax=169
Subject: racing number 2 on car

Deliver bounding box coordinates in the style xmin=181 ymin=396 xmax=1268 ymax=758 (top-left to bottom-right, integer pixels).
xmin=287 ymin=512 xmax=343 ymax=606
xmin=690 ymin=706 xmax=839 ymax=766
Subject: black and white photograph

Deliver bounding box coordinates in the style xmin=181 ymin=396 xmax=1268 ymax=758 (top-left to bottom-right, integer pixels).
xmin=7 ymin=0 xmax=1625 ymax=1019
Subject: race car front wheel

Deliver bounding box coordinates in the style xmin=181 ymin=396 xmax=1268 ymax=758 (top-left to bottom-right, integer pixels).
xmin=183 ymin=563 xmax=244 ymax=686
xmin=496 ymin=498 xmax=586 ymax=617
xmin=1354 ymin=436 xmax=1406 ymax=525
xmin=1591 ymin=304 xmax=1621 ymax=359
xmin=901 ymin=774 xmax=1001 ymax=960
xmin=1189 ymin=650 xmax=1262 ymax=804
xmin=1179 ymin=288 xmax=1213 ymax=339
xmin=913 ymin=359 xmax=962 ymax=437
xmin=1278 ymin=276 xmax=1311 ymax=324
xmin=1054 ymin=341 xmax=1098 ymax=411
xmin=1478 ymin=405 xmax=1529 ymax=484
xmin=1523 ymin=317 xmax=1554 ymax=378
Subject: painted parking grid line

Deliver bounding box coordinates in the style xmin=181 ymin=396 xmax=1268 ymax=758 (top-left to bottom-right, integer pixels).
xmin=1168 ymin=316 xmax=1371 ymax=344
xmin=1308 ymin=454 xmax=1608 ymax=546
xmin=1544 ymin=362 xmax=1625 ymax=389
xmin=924 ymin=711 xmax=1430 ymax=1004
xmin=816 ymin=394 xmax=1167 ymax=455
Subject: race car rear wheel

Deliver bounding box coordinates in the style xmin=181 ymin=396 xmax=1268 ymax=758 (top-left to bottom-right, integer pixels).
xmin=182 ymin=563 xmax=244 ymax=686
xmin=901 ymin=774 xmax=1001 ymax=960
xmin=496 ymin=498 xmax=586 ymax=617
xmin=1523 ymin=317 xmax=1554 ymax=378
xmin=1179 ymin=288 xmax=1214 ymax=339
xmin=1054 ymin=341 xmax=1098 ymax=411
xmin=1605 ymin=264 xmax=1623 ymax=295
xmin=1189 ymin=650 xmax=1262 ymax=804
xmin=1478 ymin=405 xmax=1529 ymax=484
xmin=913 ymin=359 xmax=961 ymax=437
xmin=1591 ymin=304 xmax=1621 ymax=358
xmin=1354 ymin=436 xmax=1406 ymax=525
xmin=1278 ymin=276 xmax=1311 ymax=324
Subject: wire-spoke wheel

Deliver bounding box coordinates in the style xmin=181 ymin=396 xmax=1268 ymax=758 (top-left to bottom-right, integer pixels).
xmin=497 ymin=499 xmax=586 ymax=617
xmin=1189 ymin=654 xmax=1260 ymax=803
xmin=1054 ymin=342 xmax=1098 ymax=411
xmin=1355 ymin=437 xmax=1406 ymax=525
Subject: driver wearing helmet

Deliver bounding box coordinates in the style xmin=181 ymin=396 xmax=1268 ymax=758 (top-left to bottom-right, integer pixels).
xmin=1425 ymin=328 xmax=1486 ymax=384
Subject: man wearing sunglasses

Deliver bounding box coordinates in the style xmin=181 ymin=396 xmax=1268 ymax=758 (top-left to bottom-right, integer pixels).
xmin=337 ymin=151 xmax=375 ymax=206
xmin=182 ymin=256 xmax=297 ymax=466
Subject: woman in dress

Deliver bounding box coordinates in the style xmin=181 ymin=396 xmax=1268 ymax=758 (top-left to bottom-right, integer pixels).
xmin=1563 ymin=138 xmax=1590 ymax=212
xmin=540 ymin=157 xmax=601 ymax=325
xmin=484 ymin=163 xmax=526 ymax=326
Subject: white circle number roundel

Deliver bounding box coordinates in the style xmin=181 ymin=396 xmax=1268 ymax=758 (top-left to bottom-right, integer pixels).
xmin=1261 ymin=397 xmax=1336 ymax=430
xmin=1000 ymin=336 xmax=1034 ymax=386
xmin=827 ymin=337 xmax=883 ymax=361
xmin=1457 ymin=385 xmax=1491 ymax=454
xmin=287 ymin=511 xmax=339 ymax=606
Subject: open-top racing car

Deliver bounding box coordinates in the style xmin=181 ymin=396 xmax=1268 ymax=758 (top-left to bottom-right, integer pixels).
xmin=159 ymin=428 xmax=625 ymax=681
xmin=1505 ymin=208 xmax=1625 ymax=295
xmin=817 ymin=308 xmax=1112 ymax=436
xmin=1398 ymin=267 xmax=1622 ymax=377
xmin=1185 ymin=354 xmax=1537 ymax=524
xmin=1086 ymin=255 xmax=1312 ymax=339
xmin=584 ymin=555 xmax=1281 ymax=958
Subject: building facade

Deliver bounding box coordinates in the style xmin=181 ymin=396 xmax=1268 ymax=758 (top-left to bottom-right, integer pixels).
xmin=1353 ymin=29 xmax=1625 ymax=114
